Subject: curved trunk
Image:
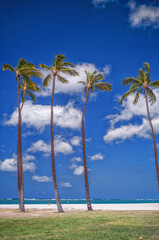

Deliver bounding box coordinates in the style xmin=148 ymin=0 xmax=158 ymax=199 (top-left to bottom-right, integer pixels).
xmin=17 ymin=78 xmax=25 ymax=212
xmin=145 ymin=87 xmax=159 ymax=191
xmin=82 ymin=88 xmax=93 ymax=211
xmin=51 ymin=74 xmax=63 ymax=212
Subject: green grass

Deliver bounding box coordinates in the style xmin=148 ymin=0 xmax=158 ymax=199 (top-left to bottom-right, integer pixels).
xmin=0 ymin=211 xmax=159 ymax=239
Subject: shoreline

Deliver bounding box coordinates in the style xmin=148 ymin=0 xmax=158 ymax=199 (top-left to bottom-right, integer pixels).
xmin=0 ymin=203 xmax=159 ymax=211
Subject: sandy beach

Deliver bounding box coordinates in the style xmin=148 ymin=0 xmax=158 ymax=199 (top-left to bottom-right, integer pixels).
xmin=0 ymin=203 xmax=159 ymax=211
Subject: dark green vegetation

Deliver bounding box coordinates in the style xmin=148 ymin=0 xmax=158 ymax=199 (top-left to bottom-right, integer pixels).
xmin=0 ymin=211 xmax=159 ymax=240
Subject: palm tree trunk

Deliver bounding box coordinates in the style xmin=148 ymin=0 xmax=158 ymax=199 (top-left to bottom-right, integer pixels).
xmin=17 ymin=79 xmax=25 ymax=212
xmin=82 ymin=88 xmax=93 ymax=211
xmin=50 ymin=74 xmax=63 ymax=212
xmin=145 ymin=87 xmax=159 ymax=191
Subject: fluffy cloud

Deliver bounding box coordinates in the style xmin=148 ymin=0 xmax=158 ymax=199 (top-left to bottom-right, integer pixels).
xmin=92 ymin=0 xmax=117 ymax=8
xmin=0 ymin=153 xmax=36 ymax=172
xmin=39 ymin=63 xmax=111 ymax=96
xmin=104 ymin=90 xmax=159 ymax=143
xmin=70 ymin=157 xmax=82 ymax=162
xmin=73 ymin=166 xmax=84 ymax=176
xmin=60 ymin=182 xmax=72 ymax=187
xmin=32 ymin=175 xmax=52 ymax=182
xmin=89 ymin=153 xmax=104 ymax=161
xmin=128 ymin=1 xmax=159 ymax=28
xmin=27 ymin=135 xmax=74 ymax=156
xmin=4 ymin=101 xmax=82 ymax=131
xmin=70 ymin=136 xmax=81 ymax=146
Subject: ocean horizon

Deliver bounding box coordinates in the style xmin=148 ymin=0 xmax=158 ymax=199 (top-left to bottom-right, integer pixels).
xmin=0 ymin=199 xmax=159 ymax=205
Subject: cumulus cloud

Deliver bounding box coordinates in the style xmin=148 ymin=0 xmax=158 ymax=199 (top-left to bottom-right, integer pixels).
xmin=73 ymin=166 xmax=84 ymax=175
xmin=89 ymin=153 xmax=104 ymax=161
xmin=92 ymin=0 xmax=117 ymax=8
xmin=70 ymin=157 xmax=82 ymax=162
xmin=0 ymin=153 xmax=36 ymax=172
xmin=4 ymin=101 xmax=82 ymax=131
xmin=39 ymin=63 xmax=111 ymax=96
xmin=32 ymin=175 xmax=52 ymax=182
xmin=70 ymin=163 xmax=91 ymax=175
xmin=128 ymin=1 xmax=159 ymax=28
xmin=104 ymin=90 xmax=159 ymax=143
xmin=60 ymin=182 xmax=72 ymax=187
xmin=27 ymin=135 xmax=74 ymax=156
xmin=70 ymin=136 xmax=81 ymax=146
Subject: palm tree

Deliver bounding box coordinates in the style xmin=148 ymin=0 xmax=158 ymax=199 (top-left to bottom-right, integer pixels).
xmin=3 ymin=59 xmax=43 ymax=211
xmin=39 ymin=54 xmax=78 ymax=212
xmin=119 ymin=62 xmax=159 ymax=191
xmin=78 ymin=70 xmax=112 ymax=210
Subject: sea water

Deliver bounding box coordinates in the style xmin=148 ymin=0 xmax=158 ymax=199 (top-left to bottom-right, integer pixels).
xmin=0 ymin=199 xmax=159 ymax=204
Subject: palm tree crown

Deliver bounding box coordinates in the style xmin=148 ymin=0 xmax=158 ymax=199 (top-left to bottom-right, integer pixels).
xmin=119 ymin=63 xmax=159 ymax=105
xmin=78 ymin=70 xmax=112 ymax=95
xmin=39 ymin=54 xmax=78 ymax=86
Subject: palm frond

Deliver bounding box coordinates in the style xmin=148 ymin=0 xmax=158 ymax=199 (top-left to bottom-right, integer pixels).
xmin=39 ymin=64 xmax=51 ymax=70
xmin=119 ymin=86 xmax=139 ymax=104
xmin=149 ymin=80 xmax=159 ymax=88
xmin=94 ymin=82 xmax=112 ymax=92
xmin=59 ymin=68 xmax=78 ymax=76
xmin=92 ymin=74 xmax=104 ymax=83
xmin=77 ymin=81 xmax=87 ymax=85
xmin=143 ymin=62 xmax=150 ymax=72
xmin=26 ymin=90 xmax=36 ymax=103
xmin=57 ymin=74 xmax=68 ymax=83
xmin=2 ymin=64 xmax=15 ymax=72
xmin=29 ymin=71 xmax=43 ymax=79
xmin=17 ymin=58 xmax=27 ymax=70
xmin=122 ymin=77 xmax=140 ymax=86
xmin=147 ymin=87 xmax=156 ymax=105
xmin=54 ymin=54 xmax=66 ymax=68
xmin=43 ymin=74 xmax=52 ymax=87
xmin=90 ymin=86 xmax=94 ymax=92
xmin=61 ymin=62 xmax=75 ymax=68
xmin=133 ymin=88 xmax=142 ymax=104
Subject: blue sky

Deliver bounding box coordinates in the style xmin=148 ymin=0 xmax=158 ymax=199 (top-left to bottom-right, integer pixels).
xmin=1 ymin=0 xmax=159 ymax=200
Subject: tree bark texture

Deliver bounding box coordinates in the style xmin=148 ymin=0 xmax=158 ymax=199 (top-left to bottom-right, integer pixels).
xmin=82 ymin=88 xmax=93 ymax=211
xmin=50 ymin=74 xmax=63 ymax=212
xmin=17 ymin=79 xmax=25 ymax=212
xmin=145 ymin=87 xmax=159 ymax=191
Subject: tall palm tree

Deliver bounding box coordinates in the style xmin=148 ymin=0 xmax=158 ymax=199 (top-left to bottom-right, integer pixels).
xmin=3 ymin=59 xmax=43 ymax=211
xmin=119 ymin=62 xmax=159 ymax=191
xmin=78 ymin=70 xmax=112 ymax=210
xmin=39 ymin=54 xmax=78 ymax=212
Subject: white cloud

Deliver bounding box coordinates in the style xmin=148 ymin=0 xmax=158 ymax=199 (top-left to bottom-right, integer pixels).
xmin=104 ymin=90 xmax=159 ymax=143
xmin=70 ymin=136 xmax=81 ymax=146
xmin=0 ymin=153 xmax=36 ymax=172
xmin=4 ymin=101 xmax=82 ymax=131
xmin=71 ymin=157 xmax=82 ymax=162
xmin=89 ymin=153 xmax=104 ymax=161
xmin=27 ymin=135 xmax=74 ymax=156
xmin=73 ymin=166 xmax=84 ymax=175
xmin=128 ymin=1 xmax=159 ymax=28
xmin=39 ymin=63 xmax=111 ymax=96
xmin=32 ymin=175 xmax=52 ymax=182
xmin=60 ymin=182 xmax=72 ymax=187
xmin=92 ymin=0 xmax=117 ymax=8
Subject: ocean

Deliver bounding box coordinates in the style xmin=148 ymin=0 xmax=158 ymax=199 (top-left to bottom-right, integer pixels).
xmin=0 ymin=199 xmax=159 ymax=204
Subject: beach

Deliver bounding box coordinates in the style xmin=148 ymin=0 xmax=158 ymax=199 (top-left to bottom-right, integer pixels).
xmin=0 ymin=203 xmax=159 ymax=211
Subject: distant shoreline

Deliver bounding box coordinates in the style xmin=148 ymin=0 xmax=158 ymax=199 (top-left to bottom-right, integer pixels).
xmin=0 ymin=203 xmax=159 ymax=211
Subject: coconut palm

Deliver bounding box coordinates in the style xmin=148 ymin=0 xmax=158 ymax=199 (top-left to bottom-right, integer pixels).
xmin=3 ymin=59 xmax=43 ymax=211
xmin=39 ymin=54 xmax=78 ymax=212
xmin=78 ymin=70 xmax=112 ymax=210
xmin=119 ymin=62 xmax=159 ymax=191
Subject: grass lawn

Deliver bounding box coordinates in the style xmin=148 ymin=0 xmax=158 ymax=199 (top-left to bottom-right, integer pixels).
xmin=0 ymin=210 xmax=159 ymax=239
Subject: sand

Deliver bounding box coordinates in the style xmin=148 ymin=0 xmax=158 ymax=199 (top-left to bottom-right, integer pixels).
xmin=0 ymin=203 xmax=159 ymax=211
